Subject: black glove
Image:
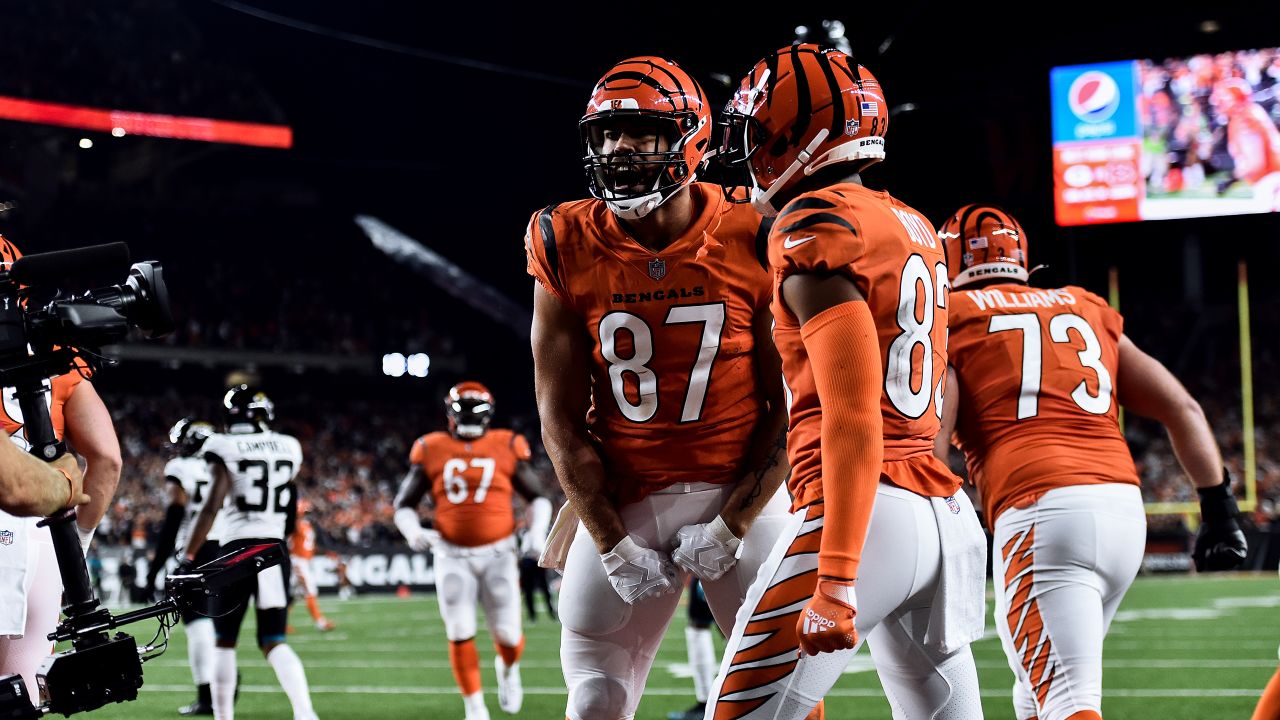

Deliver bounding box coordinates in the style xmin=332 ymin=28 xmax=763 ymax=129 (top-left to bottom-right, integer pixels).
xmin=1192 ymin=469 xmax=1248 ymax=571
xmin=165 ymin=558 xmax=198 ymax=599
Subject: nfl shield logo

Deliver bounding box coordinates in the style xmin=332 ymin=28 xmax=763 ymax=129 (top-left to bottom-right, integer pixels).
xmin=0 ymin=530 xmax=12 ymax=546
xmin=945 ymin=496 xmax=961 ymax=514
xmin=648 ymin=259 xmax=667 ymax=281
xmin=845 ymin=118 xmax=860 ymax=136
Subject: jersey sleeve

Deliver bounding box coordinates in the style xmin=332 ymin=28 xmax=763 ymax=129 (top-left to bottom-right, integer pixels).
xmin=51 ymin=371 xmax=85 ymax=405
xmin=200 ymin=433 xmax=231 ymax=466
xmin=163 ymin=458 xmax=182 ymax=484
xmin=511 ymin=432 xmax=533 ymax=462
xmin=1075 ymin=288 xmax=1125 ymax=340
xmin=767 ymin=189 xmax=867 ymax=282
xmin=524 ymin=205 xmax=571 ymax=307
xmin=408 ymin=435 xmax=430 ymax=467
xmin=289 ymin=437 xmax=304 ymax=478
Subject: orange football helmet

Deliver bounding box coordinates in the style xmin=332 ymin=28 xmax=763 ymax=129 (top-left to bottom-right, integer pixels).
xmin=1211 ymin=77 xmax=1253 ymax=112
xmin=721 ymin=44 xmax=887 ymax=215
xmin=445 ymin=381 xmax=494 ymax=439
xmin=938 ymin=204 xmax=1029 ymax=288
xmin=580 ymin=56 xmax=712 ymax=220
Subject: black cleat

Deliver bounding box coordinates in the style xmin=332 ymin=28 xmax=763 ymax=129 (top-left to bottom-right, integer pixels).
xmin=178 ymin=700 xmax=213 ymax=716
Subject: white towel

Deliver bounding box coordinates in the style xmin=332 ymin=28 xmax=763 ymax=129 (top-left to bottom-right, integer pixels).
xmin=924 ymin=492 xmax=987 ymax=654
xmin=538 ymin=503 xmax=579 ymax=571
xmin=0 ymin=513 xmax=35 ymax=636
xmin=257 ymin=564 xmax=288 ymax=609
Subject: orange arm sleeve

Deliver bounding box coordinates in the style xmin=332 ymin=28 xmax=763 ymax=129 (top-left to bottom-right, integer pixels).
xmin=800 ymin=300 xmax=884 ymax=581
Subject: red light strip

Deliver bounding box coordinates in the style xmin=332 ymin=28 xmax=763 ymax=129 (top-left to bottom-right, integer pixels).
xmin=0 ymin=95 xmax=292 ymax=149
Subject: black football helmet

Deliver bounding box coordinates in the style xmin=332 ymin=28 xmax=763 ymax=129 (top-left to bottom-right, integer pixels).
xmin=445 ymin=381 xmax=494 ymax=439
xmin=222 ymin=385 xmax=274 ymax=430
xmin=168 ymin=417 xmax=215 ymax=456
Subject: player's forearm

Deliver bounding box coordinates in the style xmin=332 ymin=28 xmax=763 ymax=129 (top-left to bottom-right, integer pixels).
xmin=182 ymin=506 xmax=217 ymax=559
xmin=718 ymin=421 xmax=789 ymax=539
xmin=804 ymin=302 xmax=884 ymax=581
xmin=76 ymin=453 xmax=121 ymax=531
xmin=0 ymin=443 xmax=73 ymax=517
xmin=1164 ymin=399 xmax=1226 ymax=489
xmin=545 ymin=430 xmax=625 ymax=553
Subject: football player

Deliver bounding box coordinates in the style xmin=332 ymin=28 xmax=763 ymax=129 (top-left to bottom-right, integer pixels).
xmin=288 ymin=498 xmax=335 ymax=633
xmin=935 ymin=203 xmax=1247 ymax=720
xmin=1212 ymin=78 xmax=1280 ymax=211
xmin=182 ymin=386 xmax=318 ymax=720
xmin=527 ymin=56 xmax=793 ymax=720
xmin=146 ymin=418 xmax=222 ymax=716
xmin=705 ymin=46 xmax=987 ymax=719
xmin=393 ymin=381 xmax=552 ymax=720
xmin=0 ymin=235 xmax=123 ymax=697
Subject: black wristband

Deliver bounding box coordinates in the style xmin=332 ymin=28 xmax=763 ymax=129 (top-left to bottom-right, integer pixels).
xmin=1197 ymin=468 xmax=1240 ymax=523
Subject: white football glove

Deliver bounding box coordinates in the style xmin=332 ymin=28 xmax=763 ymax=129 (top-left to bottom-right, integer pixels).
xmin=521 ymin=497 xmax=552 ymax=557
xmin=408 ymin=528 xmax=441 ymax=553
xmin=672 ymin=515 xmax=741 ymax=582
xmin=600 ymin=536 xmax=679 ymax=605
xmin=394 ymin=507 xmax=440 ymax=553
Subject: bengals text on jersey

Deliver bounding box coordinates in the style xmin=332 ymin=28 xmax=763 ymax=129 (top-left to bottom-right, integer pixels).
xmin=410 ymin=428 xmax=532 ymax=547
xmin=525 ymin=182 xmax=773 ymax=505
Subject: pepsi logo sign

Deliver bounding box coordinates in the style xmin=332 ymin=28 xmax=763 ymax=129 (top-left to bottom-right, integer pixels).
xmin=1068 ymin=71 xmax=1121 ymax=124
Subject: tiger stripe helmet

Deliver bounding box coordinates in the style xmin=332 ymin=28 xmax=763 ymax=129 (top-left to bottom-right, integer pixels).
xmin=938 ymin=204 xmax=1030 ymax=288
xmin=445 ymin=381 xmax=495 ymax=439
xmin=580 ymin=56 xmax=712 ymax=220
xmin=723 ymin=45 xmax=887 ymax=216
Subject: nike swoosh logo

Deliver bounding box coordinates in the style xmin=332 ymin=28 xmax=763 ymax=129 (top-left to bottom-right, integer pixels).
xmin=783 ymin=234 xmax=816 ymax=249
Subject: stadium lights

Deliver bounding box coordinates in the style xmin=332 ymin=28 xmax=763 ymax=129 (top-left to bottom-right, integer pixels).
xmin=111 ymin=127 xmax=126 ymax=137
xmin=78 ymin=138 xmax=92 ymax=149
xmin=382 ymin=352 xmax=430 ymax=378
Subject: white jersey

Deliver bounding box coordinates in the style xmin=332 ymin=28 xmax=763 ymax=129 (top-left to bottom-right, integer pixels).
xmin=165 ymin=455 xmax=225 ymax=551
xmin=201 ymin=429 xmax=302 ymax=542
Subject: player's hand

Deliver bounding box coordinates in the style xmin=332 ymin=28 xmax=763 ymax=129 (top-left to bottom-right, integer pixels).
xmin=520 ymin=529 xmax=545 ymax=557
xmin=600 ymin=536 xmax=679 ymax=605
xmin=408 ymin=528 xmax=442 ymax=553
xmin=672 ymin=515 xmax=741 ymax=582
xmin=1193 ymin=472 xmax=1248 ymax=572
xmin=797 ymin=578 xmax=858 ymax=656
xmin=50 ymin=453 xmax=88 ymax=510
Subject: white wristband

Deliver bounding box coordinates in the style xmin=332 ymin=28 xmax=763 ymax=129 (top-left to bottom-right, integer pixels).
xmin=76 ymin=524 xmax=95 ymax=556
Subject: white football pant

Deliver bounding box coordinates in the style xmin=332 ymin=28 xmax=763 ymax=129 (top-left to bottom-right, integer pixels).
xmin=434 ymin=536 xmax=522 ymax=648
xmin=559 ymin=482 xmax=791 ymax=720
xmin=993 ymin=483 xmax=1146 ymax=720
xmin=707 ymin=483 xmax=986 ymax=720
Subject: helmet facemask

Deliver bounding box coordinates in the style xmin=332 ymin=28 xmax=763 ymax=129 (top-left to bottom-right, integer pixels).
xmin=581 ymin=110 xmax=706 ymax=221
xmin=447 ymin=397 xmax=493 ymax=439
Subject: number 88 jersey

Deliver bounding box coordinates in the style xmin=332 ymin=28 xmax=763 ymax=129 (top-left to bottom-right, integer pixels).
xmin=410 ymin=429 xmax=531 ymax=547
xmin=768 ymin=183 xmax=961 ymax=511
xmin=201 ymin=429 xmax=303 ymax=542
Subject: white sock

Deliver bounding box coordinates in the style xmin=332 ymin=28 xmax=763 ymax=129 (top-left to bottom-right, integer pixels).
xmin=187 ymin=619 xmax=216 ymax=686
xmin=212 ymin=647 xmax=238 ymax=720
xmin=686 ymin=626 xmax=716 ymax=703
xmin=463 ymin=690 xmax=489 ymax=719
xmin=266 ymin=644 xmax=317 ymax=720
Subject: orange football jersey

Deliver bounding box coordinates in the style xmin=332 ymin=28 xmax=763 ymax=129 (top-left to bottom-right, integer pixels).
xmin=0 ymin=236 xmax=85 ymax=445
xmin=947 ymin=283 xmax=1139 ymax=526
xmin=410 ymin=428 xmax=532 ymax=547
xmin=1 ymin=372 xmax=84 ymax=444
xmin=769 ymin=183 xmax=960 ymax=510
xmin=290 ymin=517 xmax=317 ymax=560
xmin=525 ymin=182 xmax=772 ymax=504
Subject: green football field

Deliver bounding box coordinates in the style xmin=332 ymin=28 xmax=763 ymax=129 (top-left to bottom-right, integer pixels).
xmin=79 ymin=573 xmax=1278 ymax=719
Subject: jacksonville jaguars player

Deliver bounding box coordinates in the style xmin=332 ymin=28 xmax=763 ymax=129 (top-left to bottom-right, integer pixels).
xmin=182 ymin=386 xmax=317 ymax=720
